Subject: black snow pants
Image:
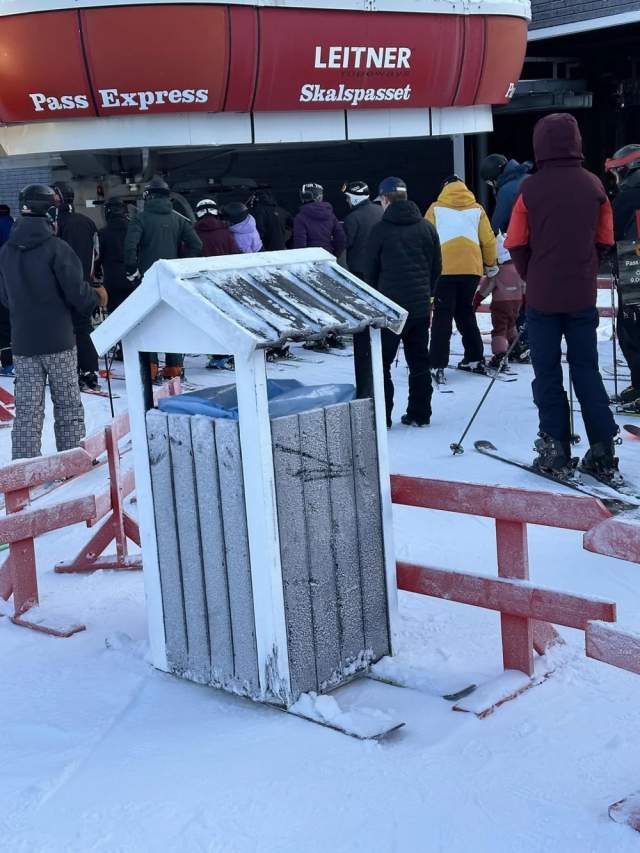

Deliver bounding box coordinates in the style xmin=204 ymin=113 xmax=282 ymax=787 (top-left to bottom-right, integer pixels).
xmin=72 ymin=308 xmax=99 ymax=375
xmin=381 ymin=316 xmax=432 ymax=426
xmin=527 ymin=306 xmax=617 ymax=447
xmin=617 ymin=303 xmax=640 ymax=388
xmin=429 ymin=275 xmax=484 ymax=369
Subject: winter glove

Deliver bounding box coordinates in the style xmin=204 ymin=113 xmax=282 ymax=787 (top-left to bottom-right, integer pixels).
xmin=126 ymin=268 xmax=141 ymax=284
xmin=472 ymin=291 xmax=485 ymax=312
xmin=484 ymin=265 xmax=499 ymax=278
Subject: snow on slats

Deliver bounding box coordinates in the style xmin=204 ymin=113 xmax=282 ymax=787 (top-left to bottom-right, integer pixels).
xmin=180 ymin=260 xmax=404 ymax=345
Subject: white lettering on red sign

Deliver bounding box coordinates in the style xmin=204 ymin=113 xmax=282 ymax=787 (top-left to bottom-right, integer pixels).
xmin=28 ymin=88 xmax=209 ymax=114
xmin=314 ymin=46 xmax=411 ymax=70
xmin=300 ymin=83 xmax=412 ymax=106
xmin=99 ymin=88 xmax=209 ymax=110
xmin=29 ymin=93 xmax=90 ymax=112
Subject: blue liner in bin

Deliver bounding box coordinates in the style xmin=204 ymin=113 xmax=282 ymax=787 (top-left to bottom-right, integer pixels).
xmin=157 ymin=379 xmax=355 ymax=420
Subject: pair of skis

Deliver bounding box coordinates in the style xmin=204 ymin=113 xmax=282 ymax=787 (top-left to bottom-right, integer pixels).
xmin=434 ymin=365 xmax=519 ymax=393
xmin=475 ymin=439 xmax=640 ymax=513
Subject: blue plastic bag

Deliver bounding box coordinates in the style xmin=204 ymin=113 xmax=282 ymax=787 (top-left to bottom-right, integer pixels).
xmin=158 ymin=378 xmax=355 ymax=420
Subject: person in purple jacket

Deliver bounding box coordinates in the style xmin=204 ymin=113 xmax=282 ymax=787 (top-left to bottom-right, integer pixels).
xmin=224 ymin=202 xmax=263 ymax=254
xmin=293 ymin=183 xmax=346 ymax=257
xmin=294 ymin=183 xmax=347 ymax=350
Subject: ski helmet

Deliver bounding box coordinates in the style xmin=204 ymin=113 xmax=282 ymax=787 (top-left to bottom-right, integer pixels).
xmin=196 ymin=198 xmax=219 ymax=219
xmin=342 ymin=180 xmax=369 ymax=206
xmin=605 ymin=145 xmax=640 ymax=183
xmin=441 ymin=174 xmax=463 ymax=190
xmin=144 ymin=176 xmax=171 ymax=198
xmin=480 ymin=154 xmax=508 ymax=184
xmin=19 ymin=184 xmax=57 ymax=217
xmin=300 ymin=183 xmax=323 ymax=204
xmin=224 ymin=201 xmax=249 ymax=225
xmin=104 ymin=197 xmax=127 ymax=220
xmin=52 ymin=181 xmax=75 ymax=205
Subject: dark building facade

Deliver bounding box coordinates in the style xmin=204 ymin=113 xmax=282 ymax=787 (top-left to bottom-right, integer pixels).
xmin=531 ymin=0 xmax=640 ymax=32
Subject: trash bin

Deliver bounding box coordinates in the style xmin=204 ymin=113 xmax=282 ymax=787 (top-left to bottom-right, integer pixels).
xmin=146 ymin=393 xmax=389 ymax=703
xmin=91 ymin=247 xmax=407 ymax=709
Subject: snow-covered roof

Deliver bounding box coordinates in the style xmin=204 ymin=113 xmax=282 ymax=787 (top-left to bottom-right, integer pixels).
xmin=92 ymin=248 xmax=408 ymax=358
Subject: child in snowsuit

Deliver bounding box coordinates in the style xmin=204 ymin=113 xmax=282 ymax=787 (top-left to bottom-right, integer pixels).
xmin=473 ymin=234 xmax=525 ymax=370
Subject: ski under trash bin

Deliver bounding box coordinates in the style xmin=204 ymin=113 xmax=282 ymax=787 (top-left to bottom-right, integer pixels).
xmin=91 ymin=248 xmax=408 ymax=709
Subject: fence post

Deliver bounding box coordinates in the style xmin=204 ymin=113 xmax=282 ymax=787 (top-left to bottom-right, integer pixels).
xmin=495 ymin=519 xmax=534 ymax=675
xmin=5 ymin=486 xmax=38 ymax=615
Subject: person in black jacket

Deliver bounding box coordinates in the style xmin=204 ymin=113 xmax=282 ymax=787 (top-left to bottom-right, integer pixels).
xmin=95 ymin=198 xmax=131 ymax=315
xmin=343 ymin=181 xmax=383 ymax=279
xmin=248 ymin=190 xmax=292 ymax=251
xmin=365 ymin=176 xmax=442 ymax=428
xmin=0 ymin=185 xmax=107 ymax=459
xmin=125 ymin=176 xmax=202 ymax=381
xmin=606 ymin=144 xmax=640 ymax=405
xmin=53 ymin=181 xmax=102 ymax=390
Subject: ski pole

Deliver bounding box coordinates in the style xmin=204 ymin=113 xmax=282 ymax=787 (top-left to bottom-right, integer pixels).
xmin=104 ymin=354 xmax=115 ymax=419
xmin=568 ymin=373 xmax=581 ymax=445
xmin=450 ymin=332 xmax=521 ymax=455
xmin=611 ymin=269 xmax=619 ymax=399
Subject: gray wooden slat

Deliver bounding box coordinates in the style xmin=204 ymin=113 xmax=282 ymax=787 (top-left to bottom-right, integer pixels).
xmin=146 ymin=410 xmax=188 ymax=674
xmin=167 ymin=414 xmax=210 ymax=683
xmin=298 ymin=408 xmax=341 ymax=688
xmin=271 ymin=415 xmax=318 ymax=698
xmin=215 ymin=418 xmax=260 ymax=694
xmin=325 ymin=403 xmax=366 ymax=668
xmin=191 ymin=415 xmax=235 ymax=685
xmin=350 ymin=399 xmax=390 ymax=661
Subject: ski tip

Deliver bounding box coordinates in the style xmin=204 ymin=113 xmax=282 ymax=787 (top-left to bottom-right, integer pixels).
xmin=624 ymin=424 xmax=640 ymax=438
xmin=474 ymin=440 xmax=497 ymax=451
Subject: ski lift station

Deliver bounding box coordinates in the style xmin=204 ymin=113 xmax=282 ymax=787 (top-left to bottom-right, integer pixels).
xmin=92 ymin=248 xmax=407 ymax=713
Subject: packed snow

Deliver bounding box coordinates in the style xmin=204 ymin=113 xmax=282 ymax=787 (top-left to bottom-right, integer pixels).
xmin=1 ymin=321 xmax=640 ymax=852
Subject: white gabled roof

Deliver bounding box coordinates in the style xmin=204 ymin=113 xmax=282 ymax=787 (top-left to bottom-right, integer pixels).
xmin=91 ymin=248 xmax=407 ymax=358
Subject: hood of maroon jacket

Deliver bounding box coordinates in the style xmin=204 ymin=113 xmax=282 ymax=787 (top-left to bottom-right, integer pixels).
xmin=195 ymin=215 xmax=239 ymax=257
xmin=508 ymin=113 xmax=613 ymax=314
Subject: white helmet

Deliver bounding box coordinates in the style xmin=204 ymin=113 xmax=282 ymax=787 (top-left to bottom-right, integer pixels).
xmin=196 ymin=198 xmax=219 ymax=219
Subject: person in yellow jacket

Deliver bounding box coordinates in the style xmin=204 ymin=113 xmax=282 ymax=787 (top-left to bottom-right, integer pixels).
xmin=425 ymin=175 xmax=497 ymax=385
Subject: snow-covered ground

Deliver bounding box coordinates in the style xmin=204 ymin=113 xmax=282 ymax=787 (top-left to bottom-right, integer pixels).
xmin=1 ymin=324 xmax=640 ymax=853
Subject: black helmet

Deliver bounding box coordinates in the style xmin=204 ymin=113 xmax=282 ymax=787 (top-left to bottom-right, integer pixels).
xmin=300 ymin=183 xmax=323 ymax=204
xmin=19 ymin=184 xmax=57 ymax=217
xmin=605 ymin=145 xmax=640 ymax=183
xmin=145 ymin=176 xmax=170 ymax=197
xmin=224 ymin=201 xmax=249 ymax=225
xmin=442 ymin=174 xmax=463 ymax=190
xmin=480 ymin=154 xmax=508 ymax=184
xmin=104 ymin=197 xmax=127 ymax=219
xmin=196 ymin=198 xmax=219 ymax=219
xmin=342 ymin=180 xmax=369 ymax=198
xmin=52 ymin=181 xmax=74 ymax=205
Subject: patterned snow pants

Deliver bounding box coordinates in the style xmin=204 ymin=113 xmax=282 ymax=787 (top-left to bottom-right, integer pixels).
xmin=12 ymin=347 xmax=86 ymax=460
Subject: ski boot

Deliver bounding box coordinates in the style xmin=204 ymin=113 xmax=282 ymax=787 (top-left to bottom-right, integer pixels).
xmin=207 ymin=355 xmax=234 ymax=370
xmin=432 ymin=368 xmax=446 ymax=386
xmin=327 ymin=332 xmax=346 ymax=350
xmin=617 ymin=385 xmax=640 ymax=406
xmin=580 ymin=439 xmax=623 ymax=486
xmin=79 ymin=371 xmax=100 ymax=391
xmin=458 ymin=358 xmax=487 ymax=375
xmin=303 ymin=338 xmax=331 ymax=353
xmin=487 ymin=353 xmax=508 ymax=371
xmin=509 ymin=341 xmax=531 ymax=364
xmin=266 ymin=346 xmax=291 ymax=362
xmin=401 ymin=413 xmax=430 ymax=427
xmin=533 ymin=434 xmax=573 ymax=475
xmin=0 ymin=364 xmax=15 ymax=377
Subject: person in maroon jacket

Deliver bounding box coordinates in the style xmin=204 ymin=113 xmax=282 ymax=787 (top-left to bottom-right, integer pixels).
xmin=506 ymin=113 xmax=620 ymax=481
xmin=195 ymin=198 xmax=239 ymax=256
